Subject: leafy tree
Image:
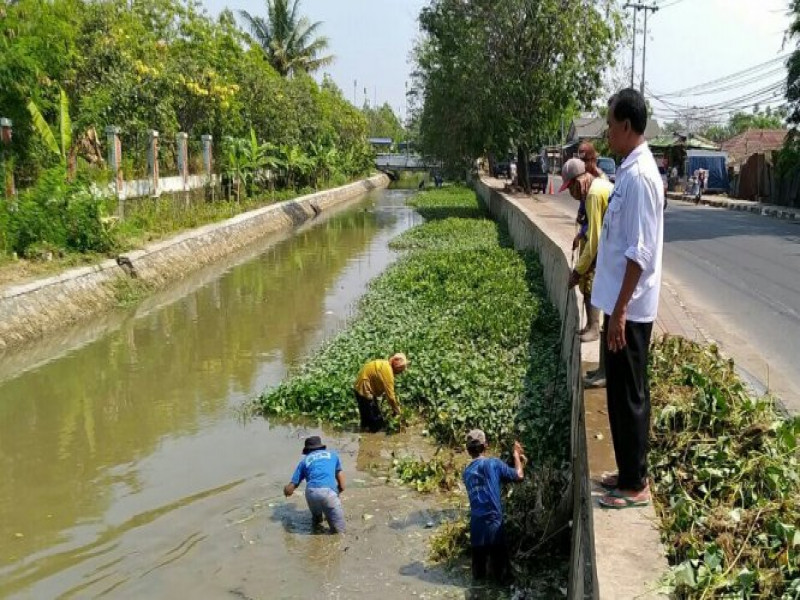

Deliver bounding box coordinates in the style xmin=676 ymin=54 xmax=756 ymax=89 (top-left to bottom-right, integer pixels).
xmin=413 ymin=0 xmax=623 ymax=189
xmin=239 ymin=0 xmax=333 ymax=77
xmin=362 ymin=102 xmax=405 ymax=144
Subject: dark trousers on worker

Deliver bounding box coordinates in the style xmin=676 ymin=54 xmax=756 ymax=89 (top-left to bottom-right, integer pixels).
xmin=604 ymin=315 xmax=653 ymax=492
xmin=355 ymin=391 xmax=385 ymax=432
xmin=471 ymin=528 xmax=511 ymax=583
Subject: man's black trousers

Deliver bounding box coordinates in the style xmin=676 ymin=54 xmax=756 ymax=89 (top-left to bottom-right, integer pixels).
xmin=604 ymin=315 xmax=653 ymax=492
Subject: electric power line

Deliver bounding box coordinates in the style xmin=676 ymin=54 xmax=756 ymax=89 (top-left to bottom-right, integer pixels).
xmin=651 ymin=54 xmax=790 ymax=98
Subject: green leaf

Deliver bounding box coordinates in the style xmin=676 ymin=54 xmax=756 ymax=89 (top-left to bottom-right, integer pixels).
xmin=26 ymin=99 xmax=60 ymax=157
xmin=59 ymin=88 xmax=72 ymax=159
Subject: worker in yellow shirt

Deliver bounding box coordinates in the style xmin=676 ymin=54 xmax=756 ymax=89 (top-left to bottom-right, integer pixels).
xmin=562 ymin=158 xmax=613 ymax=388
xmin=354 ymin=353 xmax=409 ymax=432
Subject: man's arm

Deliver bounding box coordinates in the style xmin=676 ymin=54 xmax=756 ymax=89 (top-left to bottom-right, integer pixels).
xmin=607 ymin=176 xmax=658 ymax=351
xmin=284 ymin=461 xmax=305 ymax=497
xmin=607 ymin=260 xmax=643 ymax=352
xmin=512 ymin=441 xmax=525 ymax=481
xmin=336 ymin=470 xmax=346 ymax=494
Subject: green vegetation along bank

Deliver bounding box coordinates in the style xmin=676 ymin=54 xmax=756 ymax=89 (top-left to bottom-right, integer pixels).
xmin=650 ymin=337 xmax=800 ymax=599
xmin=0 ymin=0 xmax=375 ymax=266
xmin=257 ymin=186 xmax=572 ymax=591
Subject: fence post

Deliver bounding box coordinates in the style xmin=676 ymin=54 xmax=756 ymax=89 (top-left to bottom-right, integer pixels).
xmin=0 ymin=118 xmax=14 ymax=198
xmin=105 ymin=126 xmax=124 ymax=216
xmin=202 ymin=134 xmax=214 ymax=201
xmin=176 ymin=132 xmax=189 ymax=191
xmin=148 ymin=129 xmax=159 ymax=197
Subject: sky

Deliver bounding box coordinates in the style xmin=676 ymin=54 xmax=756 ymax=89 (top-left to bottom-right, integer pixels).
xmin=200 ymin=0 xmax=795 ymax=127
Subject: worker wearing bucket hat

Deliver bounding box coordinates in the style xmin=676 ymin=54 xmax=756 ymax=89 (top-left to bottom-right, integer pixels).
xmin=284 ymin=436 xmax=346 ymax=533
xmin=353 ymin=353 xmax=409 ymax=432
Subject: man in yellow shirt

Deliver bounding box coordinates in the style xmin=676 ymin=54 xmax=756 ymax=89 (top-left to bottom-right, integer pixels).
xmin=354 ymin=353 xmax=409 ymax=432
xmin=562 ymin=158 xmax=613 ymax=345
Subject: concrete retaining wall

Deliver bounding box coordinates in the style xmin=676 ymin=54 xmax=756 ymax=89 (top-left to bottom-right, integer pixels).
xmin=473 ymin=179 xmax=595 ymax=599
xmin=0 ymin=174 xmax=389 ymax=350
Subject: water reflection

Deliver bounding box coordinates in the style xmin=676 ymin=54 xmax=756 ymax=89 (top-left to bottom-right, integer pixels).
xmin=0 ymin=190 xmax=419 ymax=596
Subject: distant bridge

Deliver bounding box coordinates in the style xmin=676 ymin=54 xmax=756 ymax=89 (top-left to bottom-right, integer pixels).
xmin=374 ymin=153 xmax=439 ymax=173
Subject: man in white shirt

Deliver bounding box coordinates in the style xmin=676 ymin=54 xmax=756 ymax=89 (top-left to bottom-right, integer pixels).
xmin=591 ymin=88 xmax=664 ymax=509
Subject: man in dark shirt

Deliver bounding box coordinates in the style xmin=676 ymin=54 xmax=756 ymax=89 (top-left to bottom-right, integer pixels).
xmin=462 ymin=429 xmax=525 ymax=582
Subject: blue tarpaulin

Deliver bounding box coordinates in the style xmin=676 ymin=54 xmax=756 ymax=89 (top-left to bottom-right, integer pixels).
xmin=687 ymin=150 xmax=729 ymax=192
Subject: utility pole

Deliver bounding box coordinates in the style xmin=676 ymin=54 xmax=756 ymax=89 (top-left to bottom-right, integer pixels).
xmin=353 ymin=79 xmax=357 ymax=105
xmin=624 ymin=3 xmax=637 ymax=88
xmin=640 ymin=4 xmax=658 ymax=95
xmin=624 ymin=3 xmax=659 ymax=93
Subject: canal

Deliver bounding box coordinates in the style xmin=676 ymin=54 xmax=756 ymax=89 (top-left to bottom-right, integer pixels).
xmin=0 ymin=188 xmax=466 ymax=599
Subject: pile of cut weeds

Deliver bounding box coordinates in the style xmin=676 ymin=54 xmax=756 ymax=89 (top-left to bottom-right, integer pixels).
xmin=649 ymin=336 xmax=800 ymax=598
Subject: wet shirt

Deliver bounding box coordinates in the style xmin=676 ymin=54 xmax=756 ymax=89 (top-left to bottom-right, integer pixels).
xmin=463 ymin=457 xmax=519 ymax=546
xmin=291 ymin=449 xmax=342 ymax=493
xmin=354 ymin=360 xmax=398 ymax=412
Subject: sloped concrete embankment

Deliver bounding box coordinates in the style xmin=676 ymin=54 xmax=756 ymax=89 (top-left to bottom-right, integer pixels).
xmin=0 ymin=174 xmax=389 ymax=350
xmin=472 ymin=179 xmax=594 ymax=599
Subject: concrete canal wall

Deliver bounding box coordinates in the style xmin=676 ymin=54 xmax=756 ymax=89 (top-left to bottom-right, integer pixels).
xmin=0 ymin=174 xmax=389 ymax=351
xmin=473 ymin=178 xmax=596 ymax=599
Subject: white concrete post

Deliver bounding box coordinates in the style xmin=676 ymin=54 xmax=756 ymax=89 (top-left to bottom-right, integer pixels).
xmin=176 ymin=132 xmax=189 ymax=191
xmin=1 ymin=118 xmax=14 ymax=198
xmin=105 ymin=126 xmax=124 ymax=215
xmin=148 ymin=130 xmax=159 ymax=197
xmin=201 ymin=134 xmax=213 ymax=181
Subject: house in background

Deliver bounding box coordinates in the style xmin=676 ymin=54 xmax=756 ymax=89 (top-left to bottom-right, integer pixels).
xmin=562 ymin=115 xmax=661 ymax=159
xmin=720 ymin=129 xmax=786 ymax=168
xmin=648 ymin=132 xmax=720 ymax=177
xmin=721 ymin=129 xmax=787 ymax=201
xmin=368 ymin=137 xmax=393 ymax=153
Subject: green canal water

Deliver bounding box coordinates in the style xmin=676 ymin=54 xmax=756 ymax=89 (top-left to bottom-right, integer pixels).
xmin=0 ymin=189 xmax=470 ymax=599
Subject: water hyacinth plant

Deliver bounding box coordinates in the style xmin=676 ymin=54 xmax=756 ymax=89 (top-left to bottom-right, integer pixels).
xmin=649 ymin=336 xmax=800 ymax=599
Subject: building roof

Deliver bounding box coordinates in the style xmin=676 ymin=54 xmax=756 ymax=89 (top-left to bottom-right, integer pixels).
xmin=368 ymin=137 xmax=393 ymax=146
xmin=648 ymin=133 xmax=720 ymax=151
xmin=568 ymin=116 xmax=661 ymax=142
xmin=720 ymin=129 xmax=786 ymax=166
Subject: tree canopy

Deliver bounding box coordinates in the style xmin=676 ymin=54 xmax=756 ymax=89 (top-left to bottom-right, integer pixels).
xmin=0 ymin=0 xmax=365 ymax=183
xmin=239 ymin=0 xmax=334 ymax=77
xmin=412 ymin=0 xmax=623 ymax=180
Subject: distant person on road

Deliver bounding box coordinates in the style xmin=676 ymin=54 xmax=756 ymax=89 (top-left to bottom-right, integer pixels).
xmin=509 ymin=160 xmax=518 ymax=185
xmin=463 ymin=429 xmax=525 ymax=583
xmin=560 ymin=158 xmax=613 ymax=348
xmin=593 ymin=88 xmax=664 ymax=509
xmin=284 ymin=436 xmax=346 ymax=534
xmin=354 ymin=353 xmax=409 ymax=432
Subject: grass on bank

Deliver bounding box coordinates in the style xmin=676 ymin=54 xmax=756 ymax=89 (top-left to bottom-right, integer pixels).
xmin=257 ymin=186 xmax=572 ymax=590
xmin=650 ymin=336 xmax=800 ymax=599
xmin=0 ymin=174 xmax=366 ymax=288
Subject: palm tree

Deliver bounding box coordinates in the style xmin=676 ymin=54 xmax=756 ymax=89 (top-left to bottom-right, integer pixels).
xmin=239 ymin=0 xmax=334 ymax=77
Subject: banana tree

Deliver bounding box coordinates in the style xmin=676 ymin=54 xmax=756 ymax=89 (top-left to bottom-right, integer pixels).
xmin=280 ymin=144 xmax=313 ymax=189
xmin=27 ymin=88 xmax=75 ymax=179
xmin=307 ymin=141 xmax=339 ymax=188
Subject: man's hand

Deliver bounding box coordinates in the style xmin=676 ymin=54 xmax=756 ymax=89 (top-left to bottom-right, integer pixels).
xmin=283 ymin=483 xmax=296 ymax=497
xmin=568 ymin=270 xmax=580 ymax=289
xmin=608 ymin=306 xmax=627 ymax=352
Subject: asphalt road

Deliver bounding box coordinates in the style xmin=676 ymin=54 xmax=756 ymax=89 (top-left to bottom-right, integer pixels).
xmin=547 ymin=186 xmax=800 ymax=412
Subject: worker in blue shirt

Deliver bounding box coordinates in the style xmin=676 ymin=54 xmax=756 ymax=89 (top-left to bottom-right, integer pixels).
xmin=462 ymin=429 xmax=525 ymax=582
xmin=284 ymin=436 xmax=346 ymax=534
